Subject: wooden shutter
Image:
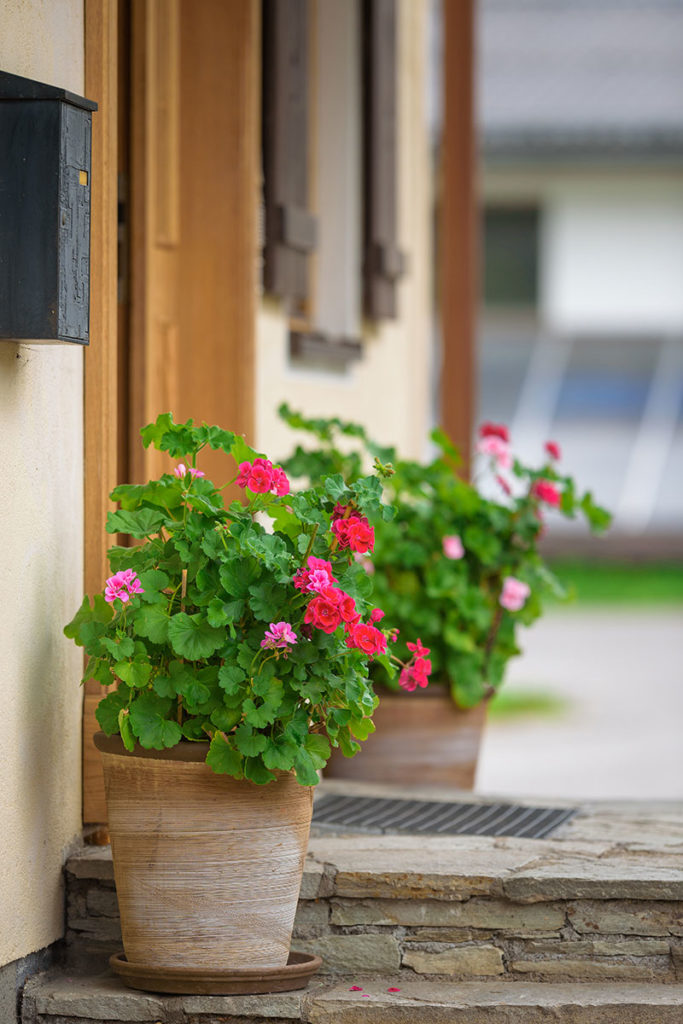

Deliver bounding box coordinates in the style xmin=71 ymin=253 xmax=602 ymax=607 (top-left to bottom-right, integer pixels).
xmin=262 ymin=0 xmax=317 ymax=307
xmin=363 ymin=0 xmax=405 ymax=319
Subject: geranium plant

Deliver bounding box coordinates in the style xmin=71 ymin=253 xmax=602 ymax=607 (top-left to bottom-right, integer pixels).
xmin=65 ymin=414 xmax=427 ymax=785
xmin=279 ymin=405 xmax=611 ymax=708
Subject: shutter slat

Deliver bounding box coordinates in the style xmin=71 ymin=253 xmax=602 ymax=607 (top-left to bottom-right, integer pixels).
xmin=363 ymin=0 xmax=405 ymax=319
xmin=278 ymin=203 xmax=317 ymax=252
xmin=262 ymin=0 xmax=317 ymax=303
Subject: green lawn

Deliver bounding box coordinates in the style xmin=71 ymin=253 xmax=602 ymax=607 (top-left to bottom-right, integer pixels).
xmin=549 ymin=561 xmax=683 ymax=606
xmin=487 ymin=688 xmax=568 ymax=720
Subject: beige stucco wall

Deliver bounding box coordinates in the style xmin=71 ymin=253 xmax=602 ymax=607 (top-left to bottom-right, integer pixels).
xmin=256 ymin=0 xmax=433 ymax=463
xmin=0 ymin=0 xmax=85 ymax=965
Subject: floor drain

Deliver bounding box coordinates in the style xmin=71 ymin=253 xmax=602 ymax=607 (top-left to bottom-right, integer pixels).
xmin=312 ymin=794 xmax=576 ymax=839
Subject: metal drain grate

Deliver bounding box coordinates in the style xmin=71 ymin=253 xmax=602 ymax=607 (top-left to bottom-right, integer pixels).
xmin=312 ymin=794 xmax=576 ymax=840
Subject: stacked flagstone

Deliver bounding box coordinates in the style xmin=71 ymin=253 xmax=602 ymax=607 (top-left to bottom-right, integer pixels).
xmin=22 ymin=798 xmax=683 ymax=1022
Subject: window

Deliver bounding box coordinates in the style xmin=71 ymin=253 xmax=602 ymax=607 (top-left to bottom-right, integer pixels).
xmin=482 ymin=206 xmax=539 ymax=311
xmin=262 ymin=0 xmax=405 ymax=366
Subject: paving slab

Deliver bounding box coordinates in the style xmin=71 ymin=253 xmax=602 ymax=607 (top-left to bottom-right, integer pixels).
xmin=23 ymin=973 xmax=683 ymax=1024
xmin=306 ymin=980 xmax=683 ymax=1024
xmin=503 ymin=853 xmax=683 ymax=902
xmin=306 ymin=834 xmax=616 ymax=901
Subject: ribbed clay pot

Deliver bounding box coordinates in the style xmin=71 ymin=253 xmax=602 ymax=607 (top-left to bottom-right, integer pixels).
xmin=324 ymin=685 xmax=486 ymax=788
xmin=94 ymin=733 xmax=314 ymax=975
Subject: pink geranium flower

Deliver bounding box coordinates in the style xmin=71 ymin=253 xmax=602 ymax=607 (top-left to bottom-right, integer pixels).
xmin=479 ymin=422 xmax=509 ymax=443
xmin=304 ymin=590 xmax=343 ymax=634
xmin=476 ymin=434 xmax=513 ymax=470
xmin=545 ymin=440 xmax=561 ymax=461
xmin=332 ymin=511 xmax=375 ymax=554
xmin=271 ymin=466 xmax=290 ymax=496
xmin=174 ymin=463 xmax=205 ymax=479
xmin=399 ymin=638 xmax=432 ymax=691
xmin=495 ymin=474 xmax=512 ymax=496
xmin=442 ymin=534 xmax=464 ymax=560
xmin=345 ymin=622 xmax=387 ymax=656
xmin=104 ymin=569 xmax=144 ymax=605
xmin=237 ymin=458 xmax=290 ymax=496
xmin=260 ymin=622 xmax=297 ymax=650
xmin=293 ymin=556 xmax=338 ymax=593
xmin=531 ymin=479 xmax=561 ymax=507
xmin=407 ymin=638 xmax=430 ymax=659
xmin=499 ymin=576 xmax=530 ymax=612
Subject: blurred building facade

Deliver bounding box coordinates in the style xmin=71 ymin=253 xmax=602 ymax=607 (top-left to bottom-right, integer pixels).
xmin=477 ymin=0 xmax=683 ymax=549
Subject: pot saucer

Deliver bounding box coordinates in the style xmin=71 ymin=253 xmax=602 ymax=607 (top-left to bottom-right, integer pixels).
xmin=110 ymin=950 xmax=322 ymax=995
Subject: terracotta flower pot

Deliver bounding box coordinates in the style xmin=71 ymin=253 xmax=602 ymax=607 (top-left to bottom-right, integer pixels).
xmin=94 ymin=733 xmax=316 ymax=991
xmin=324 ymin=685 xmax=486 ymax=788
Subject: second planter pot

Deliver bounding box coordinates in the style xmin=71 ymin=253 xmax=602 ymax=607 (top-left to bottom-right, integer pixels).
xmin=325 ymin=685 xmax=486 ymax=788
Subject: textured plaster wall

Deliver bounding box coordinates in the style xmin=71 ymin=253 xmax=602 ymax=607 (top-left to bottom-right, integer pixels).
xmin=0 ymin=0 xmax=85 ymax=965
xmin=256 ymin=0 xmax=433 ymax=462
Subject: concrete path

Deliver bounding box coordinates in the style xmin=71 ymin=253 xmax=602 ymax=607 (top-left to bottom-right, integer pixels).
xmin=476 ymin=608 xmax=683 ymax=801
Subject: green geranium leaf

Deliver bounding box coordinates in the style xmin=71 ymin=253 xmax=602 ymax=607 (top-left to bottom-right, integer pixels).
xmin=206 ymin=733 xmax=244 ymax=778
xmin=160 ymin=425 xmax=200 ymax=458
xmin=137 ymin=569 xmax=170 ymax=603
xmin=168 ymin=612 xmax=225 ymax=660
xmin=195 ymin=424 xmax=236 ymax=453
xmin=248 ymin=581 xmax=284 ymax=621
xmin=201 ymin=529 xmax=226 ymax=559
xmin=64 ymin=594 xmax=113 ymax=645
xmin=348 ymin=716 xmax=375 ymax=741
xmin=140 ymin=412 xmax=175 ymax=450
xmin=133 ymin=604 xmax=169 ymax=645
xmin=84 ymin=657 xmax=116 ymax=687
xmin=303 ymin=732 xmax=331 ymax=770
xmin=114 ymin=659 xmax=152 ymax=688
xmin=337 ymin=563 xmax=374 ymax=601
xmin=207 ymin=598 xmax=229 ymax=627
xmin=106 ymin=508 xmax=167 ymax=539
xmin=129 ymin=692 xmax=181 ymax=749
xmin=243 ymin=679 xmax=283 ymax=727
xmin=244 ymin=757 xmax=276 ymax=785
xmin=100 ymin=635 xmax=135 ymax=660
xmin=233 ymin=723 xmax=267 ymax=757
xmin=350 ymin=475 xmax=383 ymax=514
xmin=181 ymin=718 xmax=210 ymax=741
xmin=109 ymin=482 xmax=146 ymax=510
xmin=118 ymin=711 xmax=136 ymax=751
xmin=210 ymin=707 xmax=242 ymax=732
xmin=95 ymin=686 xmax=132 ymax=735
xmin=268 ymin=503 xmax=301 ymax=540
xmin=262 ymin=735 xmax=298 ymax=771
xmin=187 ymin=492 xmax=224 ymax=517
xmin=580 ymin=492 xmax=612 ymax=532
xmin=230 ymin=434 xmax=262 ymax=466
xmin=220 ymin=559 xmax=260 ymax=599
xmin=292 ymin=748 xmax=320 ymax=787
xmin=324 ymin=474 xmax=348 ymax=501
xmin=246 ymin=533 xmax=291 ymax=575
xmin=218 ymin=664 xmax=247 ymax=695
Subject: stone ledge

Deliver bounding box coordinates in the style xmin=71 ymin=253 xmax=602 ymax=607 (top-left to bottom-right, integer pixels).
xmin=66 ymin=834 xmax=683 ymax=905
xmin=504 ymin=856 xmax=683 ymax=903
xmin=22 ymin=972 xmax=683 ymax=1024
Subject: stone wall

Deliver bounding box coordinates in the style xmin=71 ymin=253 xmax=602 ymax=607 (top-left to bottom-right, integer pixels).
xmin=65 ymin=846 xmax=683 ymax=985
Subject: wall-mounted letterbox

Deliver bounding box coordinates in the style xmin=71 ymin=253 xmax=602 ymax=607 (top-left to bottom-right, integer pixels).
xmin=0 ymin=70 xmax=97 ymax=344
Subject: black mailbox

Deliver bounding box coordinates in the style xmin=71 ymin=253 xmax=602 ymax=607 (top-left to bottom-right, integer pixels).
xmin=0 ymin=70 xmax=97 ymax=344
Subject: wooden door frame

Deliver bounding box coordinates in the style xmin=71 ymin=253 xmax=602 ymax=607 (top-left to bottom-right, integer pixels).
xmin=441 ymin=0 xmax=476 ymax=474
xmin=82 ymin=0 xmax=260 ymax=824
xmin=83 ymin=0 xmax=119 ymax=827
